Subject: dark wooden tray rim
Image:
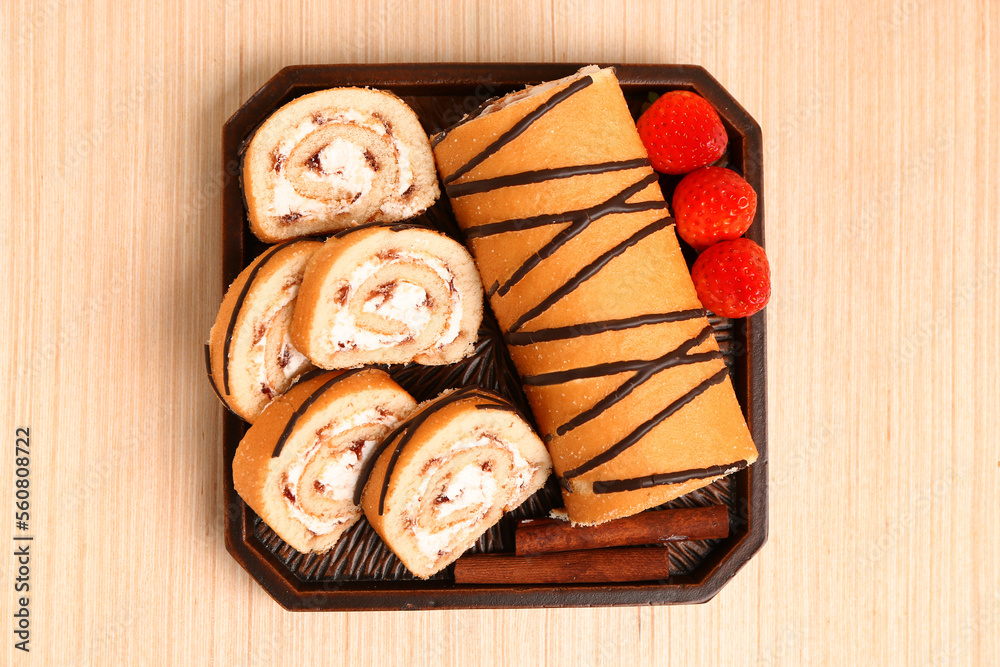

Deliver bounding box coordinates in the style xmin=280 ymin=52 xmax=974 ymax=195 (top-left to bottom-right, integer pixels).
xmin=220 ymin=63 xmax=767 ymax=610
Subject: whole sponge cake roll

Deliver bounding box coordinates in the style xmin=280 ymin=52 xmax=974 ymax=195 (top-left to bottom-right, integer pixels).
xmin=207 ymin=240 xmax=321 ymax=422
xmin=233 ymin=369 xmax=417 ymax=554
xmin=356 ymin=387 xmax=552 ymax=579
xmin=290 ymin=224 xmax=483 ymax=369
xmin=244 ymin=87 xmax=440 ymax=243
xmin=432 ymin=66 xmax=758 ymax=525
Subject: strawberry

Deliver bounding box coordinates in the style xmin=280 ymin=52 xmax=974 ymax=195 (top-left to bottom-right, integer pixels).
xmin=636 ymin=91 xmax=728 ymax=175
xmin=691 ymin=238 xmax=770 ymax=318
xmin=673 ymin=167 xmax=757 ymax=251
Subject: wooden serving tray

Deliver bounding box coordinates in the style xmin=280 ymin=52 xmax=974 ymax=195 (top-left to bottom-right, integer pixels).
xmin=220 ymin=63 xmax=767 ymax=610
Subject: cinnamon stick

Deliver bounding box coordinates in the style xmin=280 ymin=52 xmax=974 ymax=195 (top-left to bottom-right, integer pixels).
xmin=453 ymin=547 xmax=670 ymax=585
xmin=515 ymin=505 xmax=729 ymax=556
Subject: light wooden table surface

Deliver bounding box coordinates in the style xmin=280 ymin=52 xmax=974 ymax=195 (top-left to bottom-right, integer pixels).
xmin=2 ymin=0 xmax=998 ymax=665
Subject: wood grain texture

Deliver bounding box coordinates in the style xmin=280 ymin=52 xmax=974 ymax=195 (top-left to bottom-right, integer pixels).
xmin=0 ymin=0 xmax=997 ymax=665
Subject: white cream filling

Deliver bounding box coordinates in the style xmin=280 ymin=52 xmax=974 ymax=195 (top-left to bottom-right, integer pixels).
xmin=250 ymin=283 xmax=306 ymax=396
xmin=406 ymin=433 xmax=532 ymax=565
xmin=269 ymin=119 xmax=332 ymax=219
xmin=434 ymin=465 xmax=493 ymax=518
xmin=327 ymin=112 xmax=414 ymax=198
xmin=315 ymin=439 xmax=377 ymax=502
xmin=267 ymin=111 xmax=414 ymax=220
xmin=329 ymin=109 xmax=375 ymax=129
xmin=362 ymin=281 xmax=433 ymax=333
xmin=402 ymin=252 xmax=463 ymax=347
xmin=283 ymin=408 xmax=398 ymax=535
xmin=305 ymin=137 xmax=375 ymax=199
xmin=269 ymin=176 xmax=328 ymax=218
xmin=328 ymin=252 xmax=463 ymax=352
xmin=412 ymin=469 xmax=496 ymax=558
xmin=277 ymin=117 xmax=324 ymax=158
xmin=279 ymin=333 xmax=311 ymax=379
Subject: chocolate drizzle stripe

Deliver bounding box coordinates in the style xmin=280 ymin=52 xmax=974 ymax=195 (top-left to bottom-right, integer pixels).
xmin=292 ymin=367 xmax=328 ymax=385
xmin=505 ymin=309 xmax=706 ymax=346
xmin=466 ymin=198 xmax=665 ymax=243
xmin=430 ymin=94 xmax=502 ymax=148
xmin=332 ymin=221 xmax=423 ymax=239
xmin=354 ymin=386 xmax=485 ymax=507
xmin=352 ymin=423 xmax=411 ymax=507
xmin=494 ymin=173 xmax=663 ymax=297
xmin=270 ymin=369 xmax=367 ymax=458
xmin=446 ymin=158 xmax=650 ymax=199
xmin=485 ymin=280 xmax=500 ymax=298
xmin=525 ymin=325 xmax=717 ymax=387
xmin=376 ymin=388 xmax=507 ymax=514
xmin=474 ymin=402 xmax=518 ymax=413
xmin=442 ymin=76 xmax=593 ymax=187
xmin=548 ymin=328 xmax=721 ymax=437
xmin=562 ymin=366 xmax=731 ymax=480
xmin=204 ymin=343 xmax=228 ymax=406
xmin=507 ymin=217 xmax=675 ymax=334
xmin=589 ymin=460 xmax=750 ymax=494
xmin=529 ymin=350 xmax=720 ymax=388
xmin=359 ymin=387 xmax=515 ymax=513
xmin=430 ymin=131 xmax=448 ymax=148
xmin=221 ymin=240 xmax=297 ymax=394
xmin=468 ymin=200 xmax=667 ymax=240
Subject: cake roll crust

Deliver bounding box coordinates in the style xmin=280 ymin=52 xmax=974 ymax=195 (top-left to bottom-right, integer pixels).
xmin=358 ymin=387 xmax=552 ymax=578
xmin=291 ymin=224 xmax=483 ymax=368
xmin=433 ymin=67 xmax=757 ymax=525
xmin=233 ymin=369 xmax=417 ymax=553
xmin=207 ymin=240 xmax=322 ymax=422
xmin=244 ymin=87 xmax=440 ymax=243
